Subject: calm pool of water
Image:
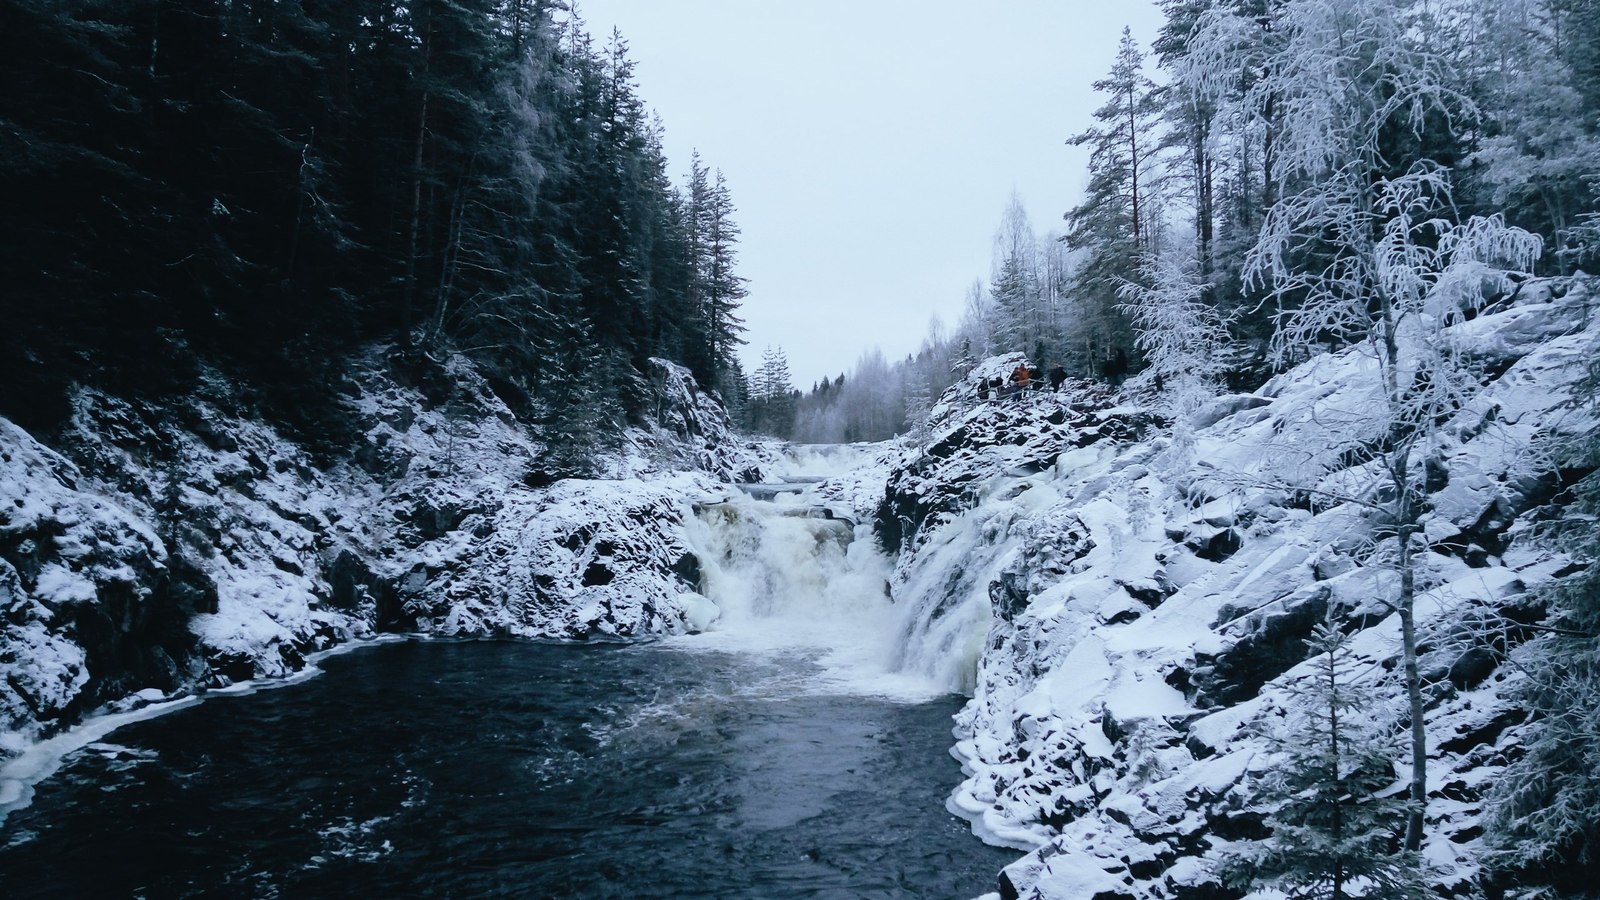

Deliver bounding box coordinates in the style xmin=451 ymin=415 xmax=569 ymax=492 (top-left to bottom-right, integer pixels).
xmin=0 ymin=639 xmax=1014 ymax=898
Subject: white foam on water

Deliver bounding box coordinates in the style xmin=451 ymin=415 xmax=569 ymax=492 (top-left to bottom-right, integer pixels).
xmin=674 ymin=486 xmax=954 ymax=702
xmin=767 ymin=443 xmax=885 ymax=480
xmin=0 ymin=694 xmax=202 ymax=823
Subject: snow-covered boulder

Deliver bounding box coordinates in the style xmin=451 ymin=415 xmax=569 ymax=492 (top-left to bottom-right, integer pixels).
xmin=879 ymin=281 xmax=1600 ymax=898
xmin=401 ymin=474 xmax=717 ymax=639
xmin=0 ymin=349 xmax=753 ymax=753
xmin=635 ymin=358 xmax=764 ymax=483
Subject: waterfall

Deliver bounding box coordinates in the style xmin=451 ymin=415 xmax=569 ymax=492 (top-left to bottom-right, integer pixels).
xmin=677 ymin=445 xmax=993 ymax=699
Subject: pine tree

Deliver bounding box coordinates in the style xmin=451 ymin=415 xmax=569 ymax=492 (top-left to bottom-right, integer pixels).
xmin=704 ymin=168 xmax=749 ymax=382
xmin=1222 ymin=625 xmax=1428 ymax=900
xmin=990 ymin=194 xmax=1041 ymax=355
xmin=747 ymin=345 xmax=796 ymax=437
xmin=1064 ymin=27 xmax=1163 ymax=371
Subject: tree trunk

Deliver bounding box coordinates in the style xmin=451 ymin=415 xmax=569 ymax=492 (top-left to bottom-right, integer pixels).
xmin=1331 ymin=651 xmax=1345 ymax=900
xmin=1127 ymin=81 xmax=1141 ymax=249
xmin=1398 ymin=504 xmax=1427 ymax=851
xmin=1198 ymin=125 xmax=1214 ymax=291
xmin=403 ymin=26 xmax=433 ymax=347
xmin=1379 ymin=297 xmax=1428 ymax=853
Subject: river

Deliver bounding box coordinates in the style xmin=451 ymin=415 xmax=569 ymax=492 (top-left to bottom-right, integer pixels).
xmin=0 ymin=640 xmax=1013 ymax=897
xmin=0 ymin=450 xmax=1014 ymax=897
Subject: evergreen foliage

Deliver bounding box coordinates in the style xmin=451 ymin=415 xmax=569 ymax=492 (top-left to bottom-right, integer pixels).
xmin=744 ymin=345 xmax=797 ymax=438
xmin=1063 ymin=26 xmax=1162 ymax=368
xmin=1221 ymin=625 xmax=1429 ymax=900
xmin=0 ymin=1 xmax=747 ymax=458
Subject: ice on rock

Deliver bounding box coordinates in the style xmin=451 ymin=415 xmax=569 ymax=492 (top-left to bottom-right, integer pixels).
xmin=0 ymin=350 xmax=763 ymax=763
xmin=872 ymin=277 xmax=1600 ymax=899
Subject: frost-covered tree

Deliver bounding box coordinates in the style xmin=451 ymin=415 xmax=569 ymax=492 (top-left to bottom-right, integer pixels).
xmin=1450 ymin=0 xmax=1600 ymax=270
xmin=1117 ymin=249 xmax=1230 ymax=465
xmin=1187 ymin=0 xmax=1542 ymax=851
xmin=746 ymin=345 xmax=796 ymax=437
xmin=1221 ymin=625 xmax=1428 ymax=900
xmin=990 ymin=194 xmax=1047 ymax=357
xmin=1487 ymin=381 xmax=1600 ymax=892
xmin=901 ymin=370 xmax=935 ymax=447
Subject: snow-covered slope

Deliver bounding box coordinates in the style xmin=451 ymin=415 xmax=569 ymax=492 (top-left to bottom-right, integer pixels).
xmin=0 ymin=354 xmax=756 ymax=755
xmin=877 ymin=280 xmax=1598 ymax=899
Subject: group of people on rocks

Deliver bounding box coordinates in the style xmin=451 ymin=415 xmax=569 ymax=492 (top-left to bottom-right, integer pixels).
xmin=977 ymin=361 xmax=1068 ymax=401
xmin=976 ymin=347 xmax=1129 ymax=403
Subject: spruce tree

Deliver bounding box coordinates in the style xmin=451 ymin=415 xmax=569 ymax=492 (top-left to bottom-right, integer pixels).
xmin=1221 ymin=625 xmax=1429 ymax=900
xmin=1064 ymin=27 xmax=1162 ymax=368
xmin=704 ymin=169 xmax=750 ymax=383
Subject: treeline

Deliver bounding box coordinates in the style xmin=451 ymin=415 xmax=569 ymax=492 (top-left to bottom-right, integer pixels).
xmin=0 ymin=0 xmax=747 ymax=459
xmin=733 ymin=341 xmax=954 ymax=444
xmin=804 ymin=0 xmax=1600 ymax=446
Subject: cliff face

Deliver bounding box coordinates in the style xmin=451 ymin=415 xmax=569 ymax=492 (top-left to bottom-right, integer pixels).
xmin=878 ymin=280 xmax=1598 ymax=898
xmin=0 ymin=353 xmax=753 ymax=753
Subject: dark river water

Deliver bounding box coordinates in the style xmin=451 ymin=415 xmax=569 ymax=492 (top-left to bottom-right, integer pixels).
xmin=0 ymin=639 xmax=1015 ymax=898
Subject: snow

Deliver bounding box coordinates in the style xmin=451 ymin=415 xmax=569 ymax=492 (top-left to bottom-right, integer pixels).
xmin=2 ymin=276 xmax=1595 ymax=896
xmin=874 ymin=279 xmax=1600 ymax=899
xmin=0 ymin=347 xmax=765 ymax=815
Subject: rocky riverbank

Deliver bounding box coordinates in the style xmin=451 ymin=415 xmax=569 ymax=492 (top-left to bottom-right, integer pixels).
xmin=876 ymin=278 xmax=1598 ymax=898
xmin=1 ymin=352 xmax=757 ymax=756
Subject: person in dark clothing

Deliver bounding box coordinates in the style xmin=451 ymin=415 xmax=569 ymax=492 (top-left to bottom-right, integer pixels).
xmin=978 ymin=378 xmax=990 ymax=402
xmin=1104 ymin=348 xmax=1128 ymax=386
xmin=1048 ymin=363 xmax=1066 ymax=392
xmin=1028 ymin=364 xmax=1043 ymax=391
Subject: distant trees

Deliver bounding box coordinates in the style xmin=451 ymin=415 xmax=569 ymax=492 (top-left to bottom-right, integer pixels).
xmin=744 ymin=346 xmax=797 ymax=438
xmin=790 ymin=348 xmax=914 ymax=444
xmin=0 ymin=1 xmax=749 ymax=456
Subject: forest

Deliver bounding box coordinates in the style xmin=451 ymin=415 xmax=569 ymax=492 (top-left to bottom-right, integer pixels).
xmin=4 ymin=0 xmax=1600 ymax=891
xmin=0 ymin=0 xmax=749 ymax=469
xmin=768 ymin=5 xmax=1600 ymax=888
xmin=777 ymin=0 xmax=1600 ymax=449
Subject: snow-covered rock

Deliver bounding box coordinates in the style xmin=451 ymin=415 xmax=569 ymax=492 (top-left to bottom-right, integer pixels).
xmin=0 ymin=349 xmax=757 ymax=753
xmin=877 ymin=279 xmax=1600 ymax=899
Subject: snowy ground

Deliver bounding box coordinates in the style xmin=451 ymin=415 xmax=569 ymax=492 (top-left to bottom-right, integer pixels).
xmin=0 ymin=354 xmax=761 ymax=780
xmin=872 ymin=279 xmax=1599 ymax=899
xmin=4 ymin=279 xmax=1595 ymax=897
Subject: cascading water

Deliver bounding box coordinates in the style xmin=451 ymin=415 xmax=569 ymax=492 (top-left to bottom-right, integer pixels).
xmin=677 ymin=445 xmax=996 ymax=699
xmin=881 ymin=485 xmax=1031 ymax=695
xmin=0 ymin=443 xmax=1025 ymax=896
xmin=679 ymin=493 xmax=931 ymax=697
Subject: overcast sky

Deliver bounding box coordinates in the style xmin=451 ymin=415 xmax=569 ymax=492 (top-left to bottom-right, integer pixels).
xmin=573 ymin=0 xmax=1168 ymax=388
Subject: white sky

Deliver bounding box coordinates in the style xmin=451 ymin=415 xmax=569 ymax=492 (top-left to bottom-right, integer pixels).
xmin=573 ymin=1 xmax=1168 ymax=388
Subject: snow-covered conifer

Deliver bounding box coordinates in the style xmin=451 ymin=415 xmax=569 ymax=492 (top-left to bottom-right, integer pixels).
xmin=1220 ymin=625 xmax=1429 ymax=900
xmin=1118 ymin=249 xmax=1229 ymax=466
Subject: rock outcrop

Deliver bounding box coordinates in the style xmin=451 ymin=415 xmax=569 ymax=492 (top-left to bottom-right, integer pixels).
xmin=0 ymin=351 xmax=754 ymax=753
xmin=878 ymin=279 xmax=1599 ymax=898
